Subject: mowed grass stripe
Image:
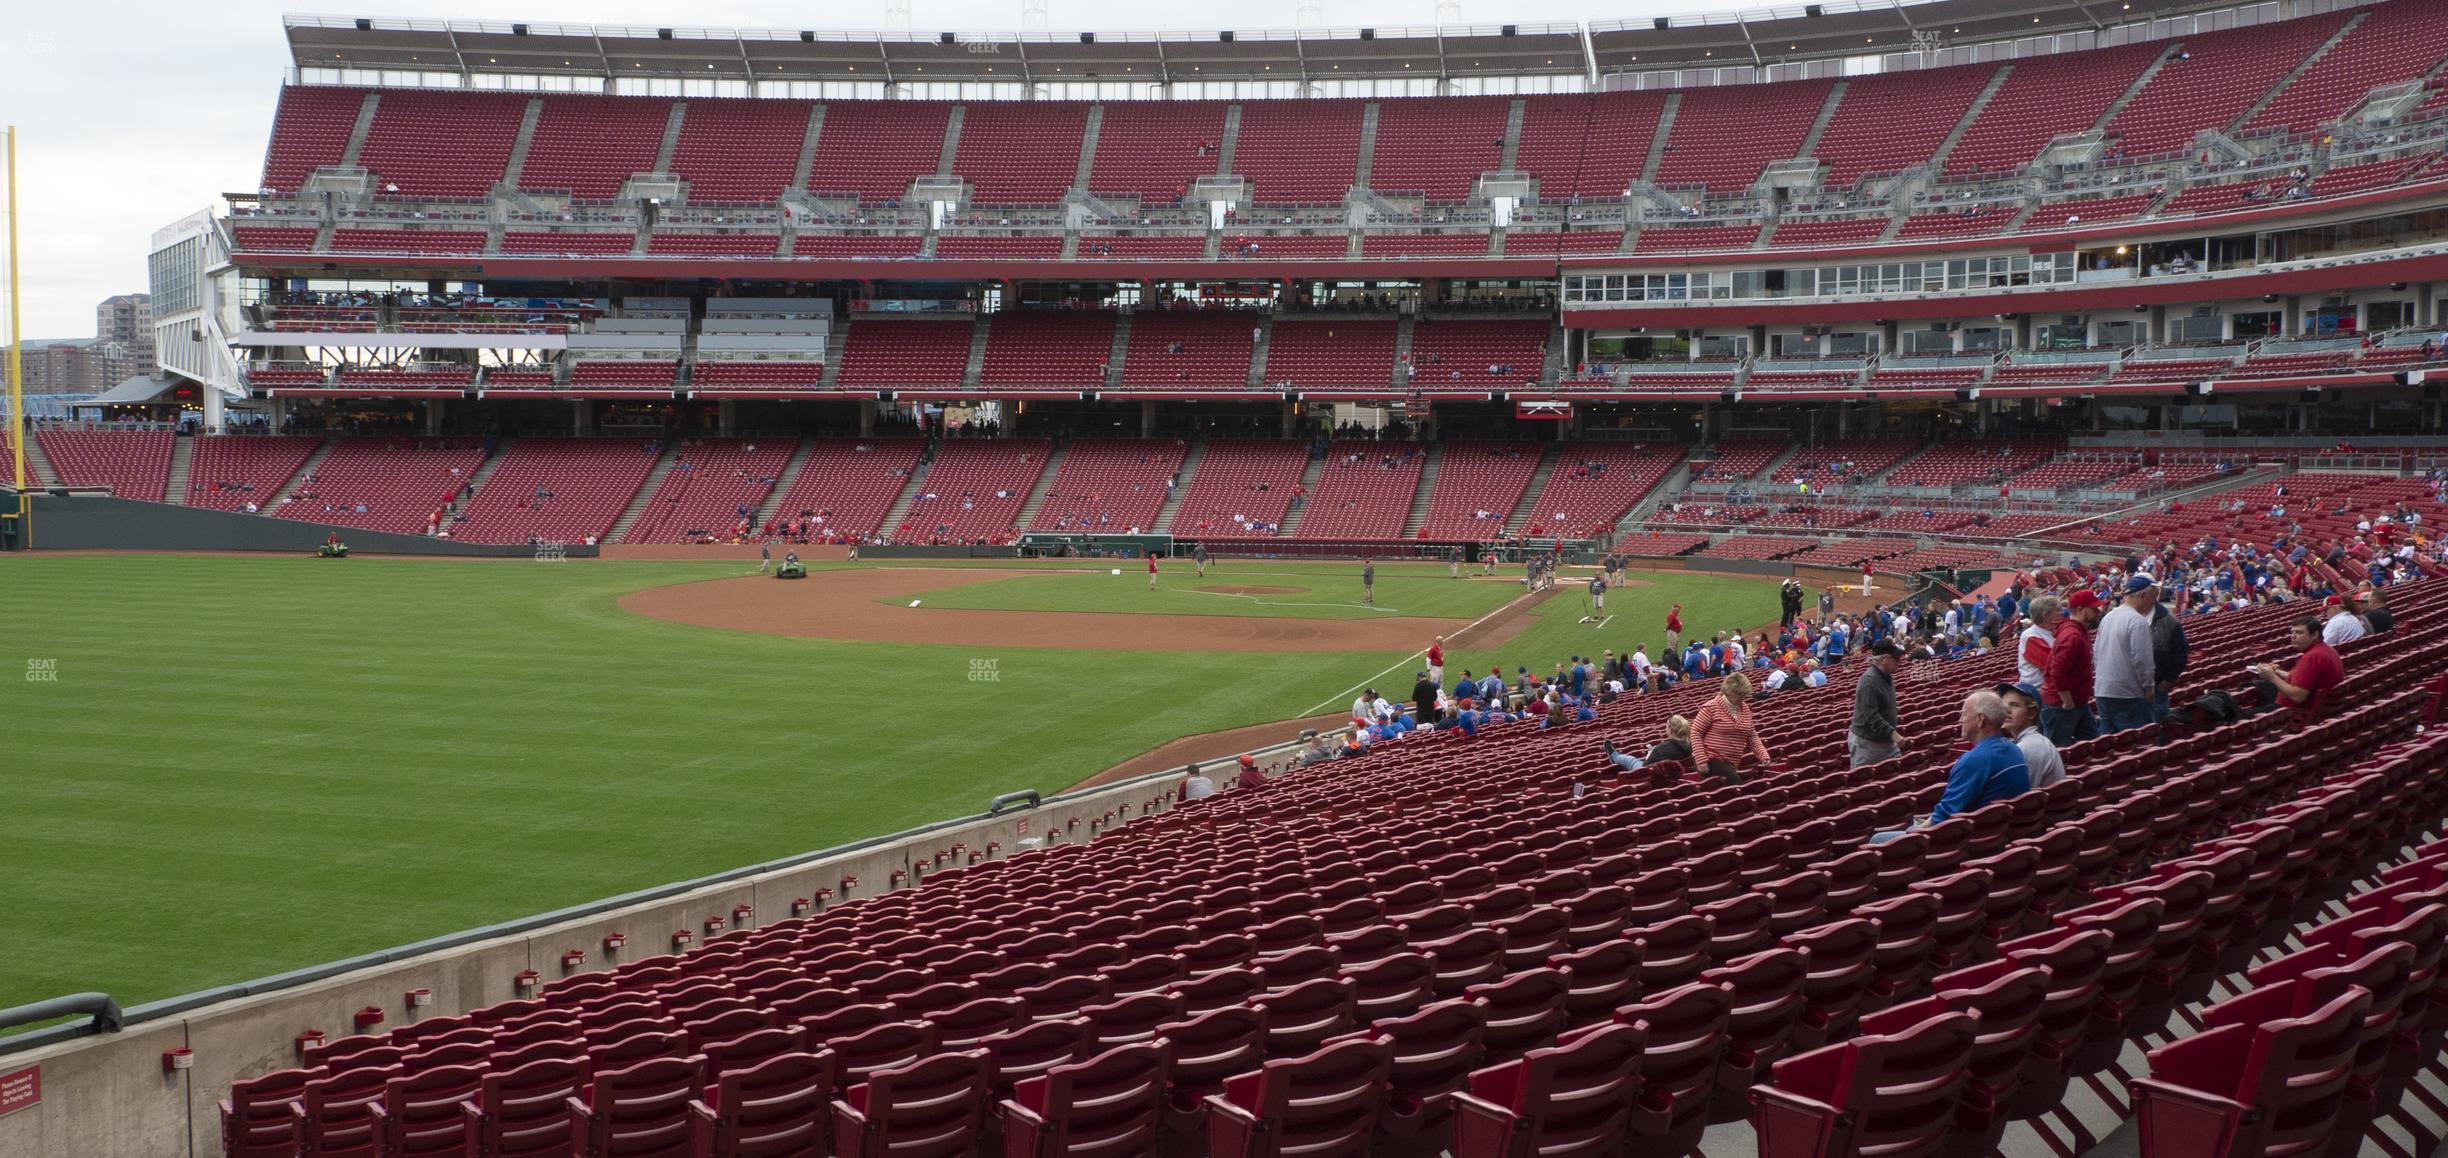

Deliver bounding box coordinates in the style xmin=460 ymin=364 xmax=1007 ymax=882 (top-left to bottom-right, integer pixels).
xmin=0 ymin=555 xmax=1383 ymax=1008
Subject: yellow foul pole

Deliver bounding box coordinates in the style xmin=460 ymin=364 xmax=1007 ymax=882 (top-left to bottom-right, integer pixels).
xmin=6 ymin=126 xmax=23 ymax=511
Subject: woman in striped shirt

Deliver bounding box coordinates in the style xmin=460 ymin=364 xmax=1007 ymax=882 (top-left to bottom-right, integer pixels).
xmin=1691 ymin=671 xmax=1773 ymax=782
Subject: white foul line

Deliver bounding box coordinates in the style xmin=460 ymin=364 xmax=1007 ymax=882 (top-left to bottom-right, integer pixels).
xmin=1296 ymin=585 xmax=1555 ymax=719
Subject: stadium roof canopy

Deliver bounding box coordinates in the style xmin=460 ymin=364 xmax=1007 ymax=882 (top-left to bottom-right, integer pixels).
xmin=285 ymin=0 xmax=2258 ymax=84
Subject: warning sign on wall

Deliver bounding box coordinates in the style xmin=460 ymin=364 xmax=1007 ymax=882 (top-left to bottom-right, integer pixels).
xmin=0 ymin=1065 xmax=38 ymax=1119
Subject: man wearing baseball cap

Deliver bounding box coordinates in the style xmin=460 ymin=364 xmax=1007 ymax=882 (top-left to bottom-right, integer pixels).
xmin=1848 ymin=639 xmax=1907 ymax=768
xmin=2094 ymin=573 xmax=2159 ymax=736
xmin=2043 ymin=588 xmax=2105 ymax=746
xmin=1992 ymin=681 xmax=2064 ymax=789
xmin=2321 ymin=592 xmax=2367 ymax=647
xmin=1233 ymin=753 xmax=1267 ymax=791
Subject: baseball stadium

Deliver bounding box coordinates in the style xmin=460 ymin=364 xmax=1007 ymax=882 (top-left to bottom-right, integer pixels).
xmin=6 ymin=0 xmax=2448 ymax=1154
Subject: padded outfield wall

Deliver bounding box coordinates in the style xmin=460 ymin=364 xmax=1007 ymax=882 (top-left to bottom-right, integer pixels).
xmin=1 ymin=491 xmax=597 ymax=557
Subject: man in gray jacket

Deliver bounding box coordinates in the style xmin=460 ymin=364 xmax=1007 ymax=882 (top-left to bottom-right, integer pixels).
xmin=1848 ymin=639 xmax=1907 ymax=767
xmin=2093 ymin=573 xmax=2158 ymax=734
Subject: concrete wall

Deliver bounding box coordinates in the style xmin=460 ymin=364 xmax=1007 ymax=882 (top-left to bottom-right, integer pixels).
xmin=0 ymin=773 xmax=1177 ymax=1158
xmin=5 ymin=492 xmax=594 ymax=557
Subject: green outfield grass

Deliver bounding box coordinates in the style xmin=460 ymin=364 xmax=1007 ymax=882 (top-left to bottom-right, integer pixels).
xmin=0 ymin=553 xmax=1777 ymax=1014
xmin=883 ymin=561 xmax=1525 ymax=621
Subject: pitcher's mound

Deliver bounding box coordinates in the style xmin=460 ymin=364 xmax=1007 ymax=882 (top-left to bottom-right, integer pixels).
xmin=1200 ymin=585 xmax=1303 ymax=595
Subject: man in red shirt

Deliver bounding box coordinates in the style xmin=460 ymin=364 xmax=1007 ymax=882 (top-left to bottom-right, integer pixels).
xmin=2255 ymin=614 xmax=2344 ymax=725
xmin=2042 ymin=588 xmax=2104 ymax=746
xmin=1665 ymin=603 xmax=1684 ymax=651
xmin=1147 ymin=553 xmax=1160 ymax=590
xmin=1426 ymin=636 xmax=1446 ymax=688
xmin=1233 ymin=753 xmax=1268 ymax=791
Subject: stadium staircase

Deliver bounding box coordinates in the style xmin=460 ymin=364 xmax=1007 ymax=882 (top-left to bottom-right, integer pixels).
xmin=265 ymin=437 xmax=336 ymax=509
xmin=458 ymin=438 xmax=513 ymax=501
xmin=789 ymin=105 xmax=825 ymax=194
xmin=605 ymin=444 xmax=682 ymax=543
xmin=816 ymin=322 xmax=849 ymax=391
xmin=753 ymin=437 xmax=818 ymax=529
xmin=163 ymin=434 xmax=195 ymax=506
xmin=1393 ymin=315 xmax=1418 ymax=385
xmin=875 ymin=443 xmax=936 ymax=537
xmin=935 ymin=105 xmax=965 ymax=178
xmin=16 ymin=430 xmax=58 ymax=488
xmin=1153 ymin=439 xmax=1204 ymax=533
xmin=1613 ymin=448 xmax=1696 ymax=536
xmin=498 ymin=97 xmax=544 ymax=191
xmin=1504 ymin=443 xmax=1563 ymax=531
xmin=1248 ymin=316 xmax=1274 ymax=387
xmin=2092 ymin=42 xmax=2184 ymax=133
xmin=1926 ymin=64 xmax=2015 ymax=174
xmin=652 ymin=101 xmax=686 ymax=174
xmin=1277 ymin=449 xmax=1329 ymax=536
xmin=2231 ymin=10 xmax=2369 ymax=132
xmin=1639 ymin=94 xmax=1681 ymax=185
xmin=1399 ymin=442 xmax=1443 ymax=537
xmin=1105 ymin=314 xmax=1134 ymax=390
xmin=1352 ymin=102 xmax=1381 ymax=191
xmin=1072 ymin=105 xmax=1103 ymax=193
xmin=1213 ymin=104 xmax=1242 ymax=175
xmin=961 ymin=316 xmax=992 ymax=390
xmin=1498 ymin=98 xmax=1526 ymax=170
xmin=1794 ymin=81 xmax=1848 ymax=161
xmin=1752 ymin=439 xmax=1807 ymax=484
xmin=1011 ymin=441 xmax=1071 ymax=529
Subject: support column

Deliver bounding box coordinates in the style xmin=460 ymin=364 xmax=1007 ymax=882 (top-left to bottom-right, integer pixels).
xmin=1141 ymin=399 xmax=1157 ymax=438
xmin=859 ymin=402 xmax=876 ymax=436
xmin=573 ymin=400 xmax=592 ymax=435
xmin=718 ymin=399 xmax=738 ymax=436
xmin=271 ymin=397 xmax=287 ymax=433
xmin=1282 ymin=401 xmax=1298 ymax=438
xmin=425 ymin=399 xmax=445 ymax=436
xmin=202 ymin=387 xmax=225 ymax=431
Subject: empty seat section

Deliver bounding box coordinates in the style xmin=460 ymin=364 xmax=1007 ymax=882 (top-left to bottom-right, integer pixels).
xmin=1886 ymin=441 xmax=2061 ymax=488
xmin=763 ymin=438 xmax=926 ymax=540
xmin=452 ymin=439 xmax=661 ymax=545
xmin=1231 ymin=100 xmax=1365 ymax=203
xmin=1892 ymin=207 xmax=2020 ymax=240
xmin=1944 ymin=43 xmax=2164 ymax=176
xmin=979 ymin=313 xmax=1114 ymax=387
xmin=1811 ymin=64 xmax=2000 ymax=189
xmin=1076 ymin=235 xmax=1207 ymax=260
xmin=2308 ymin=155 xmax=2436 ymax=198
xmin=1631 ymin=225 xmax=1760 ymax=254
xmin=690 ymin=361 xmax=827 ymax=391
xmin=501 ymin=231 xmax=636 ymax=255
xmin=355 ymin=90 xmax=528 ymax=199
xmin=1690 ymin=437 xmax=1789 ymax=481
xmin=647 ymin=233 xmax=779 ymax=257
xmin=894 ymin=440 xmax=1052 ymax=544
xmin=569 ymin=360 xmax=680 ymax=389
xmin=669 ymin=98 xmax=812 ymax=204
xmin=1359 ymin=233 xmax=1492 ymax=258
xmin=1027 ymin=439 xmax=1187 ymax=532
xmin=36 ymin=431 xmax=172 ymax=502
xmin=952 ymin=102 xmax=1091 ymax=204
xmin=1653 ymin=79 xmax=1834 ymax=193
xmin=1408 ymin=320 xmax=1549 ymax=387
xmin=260 ymin=86 xmax=365 ymax=193
xmin=1297 ymin=442 xmax=1426 ymax=539
xmin=1503 ymin=230 xmax=1626 ymax=256
xmin=1223 ymin=234 xmax=1350 ymax=259
xmin=1515 ymin=92 xmax=1666 ymax=201
xmin=1087 ymin=101 xmax=1228 ymax=202
xmin=231 ymin=226 xmax=320 ymax=253
xmin=1416 ymin=443 xmax=1542 ymax=540
xmin=836 ymin=319 xmax=976 ymax=388
xmin=1119 ymin=313 xmax=1257 ymax=387
xmin=276 ymin=437 xmax=489 ymax=535
xmin=1767 ymin=217 xmax=1889 ymax=247
xmin=1171 ymin=441 xmax=1308 ymax=536
xmin=933 ymin=236 xmax=1064 ymax=259
xmin=2104 ymin=15 xmax=2350 ymax=156
xmin=621 ymin=438 xmax=797 ymax=543
xmin=794 ymin=234 xmax=926 ymax=258
xmin=328 ymin=230 xmax=487 ymax=255
xmin=1776 ymin=438 xmax=1922 ymax=486
xmin=517 ymin=96 xmax=670 ymax=199
xmin=1264 ymin=320 xmax=1396 ymax=387
xmin=806 ymin=101 xmax=952 ymax=203
xmin=1370 ymin=97 xmax=1509 ymax=201
xmin=1512 ymin=443 xmax=1683 ymax=539
xmin=2022 ymin=192 xmax=2158 ymax=230
xmin=2247 ymin=0 xmax=2448 ymax=134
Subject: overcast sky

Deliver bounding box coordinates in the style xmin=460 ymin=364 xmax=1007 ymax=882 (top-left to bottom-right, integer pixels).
xmin=0 ymin=0 xmax=1669 ymax=340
